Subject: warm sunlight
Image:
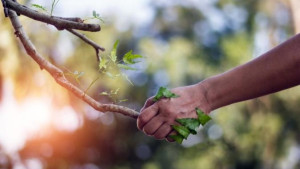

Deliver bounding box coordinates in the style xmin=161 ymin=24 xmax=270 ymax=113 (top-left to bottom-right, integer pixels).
xmin=0 ymin=80 xmax=81 ymax=154
xmin=0 ymin=81 xmax=53 ymax=153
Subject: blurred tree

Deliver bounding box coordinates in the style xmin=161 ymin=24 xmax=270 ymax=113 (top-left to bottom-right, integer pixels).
xmin=0 ymin=0 xmax=300 ymax=169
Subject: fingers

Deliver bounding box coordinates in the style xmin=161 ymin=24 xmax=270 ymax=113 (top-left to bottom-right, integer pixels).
xmin=140 ymin=96 xmax=155 ymax=112
xmin=143 ymin=116 xmax=164 ymax=136
xmin=138 ymin=95 xmax=182 ymax=142
xmin=137 ymin=103 xmax=159 ymax=130
xmin=153 ymin=123 xmax=173 ymax=140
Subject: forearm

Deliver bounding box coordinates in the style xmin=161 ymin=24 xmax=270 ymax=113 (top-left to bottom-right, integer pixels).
xmin=201 ymin=34 xmax=300 ymax=112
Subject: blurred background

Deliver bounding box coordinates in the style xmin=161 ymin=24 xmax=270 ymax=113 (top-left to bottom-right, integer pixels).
xmin=0 ymin=0 xmax=300 ymax=169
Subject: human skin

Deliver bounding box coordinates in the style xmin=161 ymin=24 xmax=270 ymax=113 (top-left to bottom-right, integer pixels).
xmin=137 ymin=33 xmax=300 ymax=141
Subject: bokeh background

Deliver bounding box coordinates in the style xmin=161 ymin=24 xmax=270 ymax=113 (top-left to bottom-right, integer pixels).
xmin=0 ymin=0 xmax=300 ymax=169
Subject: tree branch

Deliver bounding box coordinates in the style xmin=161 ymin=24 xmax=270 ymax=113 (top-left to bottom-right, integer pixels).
xmin=54 ymin=16 xmax=84 ymax=23
xmin=1 ymin=0 xmax=8 ymax=17
xmin=5 ymin=0 xmax=100 ymax=31
xmin=67 ymin=29 xmax=105 ymax=61
xmin=7 ymin=9 xmax=139 ymax=119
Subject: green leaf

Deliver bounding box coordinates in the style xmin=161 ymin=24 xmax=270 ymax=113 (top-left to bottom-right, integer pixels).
xmin=31 ymin=4 xmax=48 ymax=12
xmin=171 ymin=125 xmax=190 ymax=139
xmin=169 ymin=134 xmax=184 ymax=144
xmin=153 ymin=87 xmax=179 ymax=101
xmin=196 ymin=108 xmax=211 ymax=125
xmin=99 ymin=58 xmax=108 ymax=70
xmin=170 ymin=108 xmax=212 ymax=144
xmin=110 ymin=40 xmax=119 ymax=62
xmin=123 ymin=50 xmax=143 ymax=64
xmin=176 ymin=118 xmax=200 ymax=135
xmin=93 ymin=10 xmax=97 ymax=17
xmin=113 ymin=40 xmax=119 ymax=50
xmin=153 ymin=92 xmax=163 ymax=102
xmin=117 ymin=64 xmax=137 ymax=70
xmin=162 ymin=88 xmax=179 ymax=98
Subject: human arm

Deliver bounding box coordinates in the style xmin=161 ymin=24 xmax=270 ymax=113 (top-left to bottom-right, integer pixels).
xmin=203 ymin=33 xmax=300 ymax=111
xmin=137 ymin=33 xmax=300 ymax=140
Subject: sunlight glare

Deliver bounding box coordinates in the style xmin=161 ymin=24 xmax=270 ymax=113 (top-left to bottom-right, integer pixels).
xmin=0 ymin=81 xmax=53 ymax=153
xmin=21 ymin=98 xmax=52 ymax=136
xmin=53 ymin=106 xmax=82 ymax=132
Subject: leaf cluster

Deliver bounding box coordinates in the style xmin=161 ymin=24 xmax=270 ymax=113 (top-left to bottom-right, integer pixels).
xmin=97 ymin=40 xmax=143 ymax=102
xmin=91 ymin=10 xmax=105 ymax=23
xmin=153 ymin=87 xmax=179 ymax=101
xmin=98 ymin=40 xmax=142 ymax=84
xmin=169 ymin=108 xmax=211 ymax=144
xmin=83 ymin=10 xmax=105 ymax=23
xmin=31 ymin=1 xmax=142 ymax=105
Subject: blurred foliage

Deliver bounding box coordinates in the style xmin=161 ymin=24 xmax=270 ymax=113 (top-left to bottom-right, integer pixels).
xmin=0 ymin=0 xmax=300 ymax=169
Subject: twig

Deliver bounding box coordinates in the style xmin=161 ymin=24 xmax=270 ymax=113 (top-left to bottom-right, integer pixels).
xmin=7 ymin=9 xmax=139 ymax=119
xmin=67 ymin=29 xmax=105 ymax=61
xmin=5 ymin=0 xmax=105 ymax=61
xmin=5 ymin=0 xmax=100 ymax=31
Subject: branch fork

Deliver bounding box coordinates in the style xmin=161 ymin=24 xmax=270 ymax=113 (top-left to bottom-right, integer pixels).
xmin=2 ymin=0 xmax=139 ymax=118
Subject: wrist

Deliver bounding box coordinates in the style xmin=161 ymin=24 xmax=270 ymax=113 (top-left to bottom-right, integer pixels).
xmin=199 ymin=74 xmax=233 ymax=112
xmin=194 ymin=81 xmax=213 ymax=114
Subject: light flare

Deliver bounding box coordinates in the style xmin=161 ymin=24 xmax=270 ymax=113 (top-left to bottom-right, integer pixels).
xmin=0 ymin=81 xmax=53 ymax=153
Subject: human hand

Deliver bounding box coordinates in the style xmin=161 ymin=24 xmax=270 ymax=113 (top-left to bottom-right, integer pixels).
xmin=137 ymin=83 xmax=211 ymax=141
